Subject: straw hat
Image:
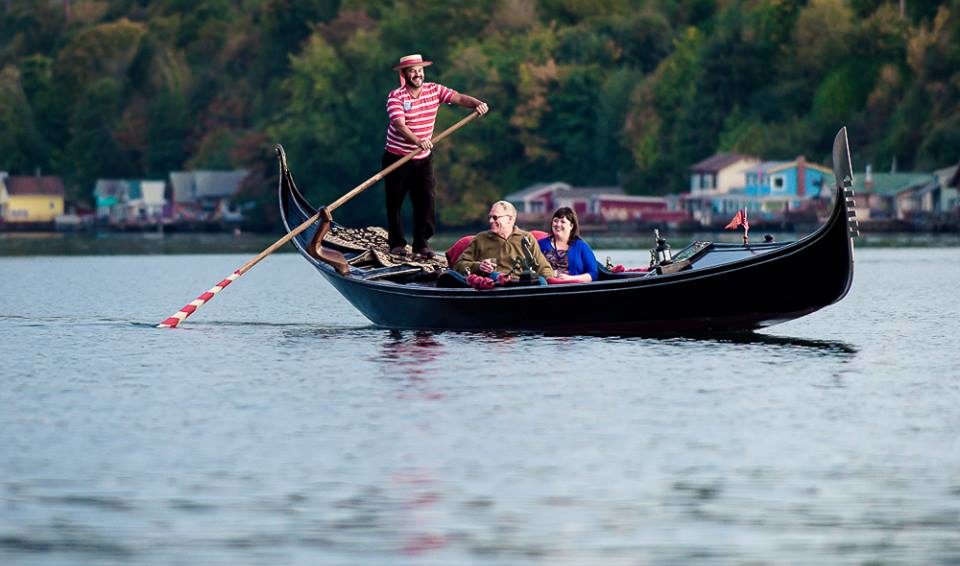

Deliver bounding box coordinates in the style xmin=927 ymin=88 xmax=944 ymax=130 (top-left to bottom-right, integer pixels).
xmin=392 ymin=54 xmax=433 ymax=71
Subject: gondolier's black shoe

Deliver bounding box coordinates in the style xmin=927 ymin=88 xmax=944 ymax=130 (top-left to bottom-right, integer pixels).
xmin=390 ymin=246 xmax=409 ymax=257
xmin=413 ymin=247 xmax=436 ymax=260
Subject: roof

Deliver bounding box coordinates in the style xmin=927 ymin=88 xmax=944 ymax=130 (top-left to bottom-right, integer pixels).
xmin=505 ymin=182 xmax=571 ymax=201
xmin=194 ymin=170 xmax=248 ymax=199
xmin=94 ymin=179 xmax=128 ymax=198
xmin=506 ymin=182 xmax=627 ymax=202
xmin=594 ymin=194 xmax=667 ymax=203
xmin=934 ymin=165 xmax=958 ymax=189
xmin=745 ymin=161 xmax=790 ymax=175
xmin=912 ymin=183 xmax=939 ymax=197
xmin=169 ymin=172 xmax=194 ymax=203
xmin=950 ymin=163 xmax=960 ymax=188
xmin=796 ymin=161 xmax=833 ymax=175
xmin=690 ymin=153 xmax=757 ymax=172
xmin=555 ymin=186 xmax=625 ymax=199
xmin=5 ymin=176 xmax=65 ymax=197
xmin=94 ymin=179 xmax=166 ymax=202
xmin=745 ymin=159 xmax=833 ymax=176
xmin=853 ymin=172 xmax=932 ymax=195
xmin=169 ymin=170 xmax=248 ymax=202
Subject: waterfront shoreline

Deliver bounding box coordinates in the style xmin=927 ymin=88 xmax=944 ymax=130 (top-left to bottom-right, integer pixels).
xmin=1 ymin=230 xmax=958 ymax=258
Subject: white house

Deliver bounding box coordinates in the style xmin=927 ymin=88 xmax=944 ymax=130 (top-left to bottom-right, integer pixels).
xmin=689 ymin=153 xmax=760 ymax=194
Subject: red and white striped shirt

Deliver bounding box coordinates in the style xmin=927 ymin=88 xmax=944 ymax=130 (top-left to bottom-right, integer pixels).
xmin=385 ymin=82 xmax=457 ymax=159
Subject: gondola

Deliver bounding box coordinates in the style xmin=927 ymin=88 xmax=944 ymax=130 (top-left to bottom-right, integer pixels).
xmin=278 ymin=128 xmax=858 ymax=333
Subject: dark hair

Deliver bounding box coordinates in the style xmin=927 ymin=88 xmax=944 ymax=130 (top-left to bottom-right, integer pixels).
xmin=550 ymin=207 xmax=581 ymax=242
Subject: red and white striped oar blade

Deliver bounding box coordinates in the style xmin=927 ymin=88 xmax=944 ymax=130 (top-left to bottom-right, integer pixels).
xmin=157 ymin=270 xmax=241 ymax=328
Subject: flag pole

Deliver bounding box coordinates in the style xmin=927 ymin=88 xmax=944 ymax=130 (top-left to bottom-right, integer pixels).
xmin=742 ymin=208 xmax=749 ymax=245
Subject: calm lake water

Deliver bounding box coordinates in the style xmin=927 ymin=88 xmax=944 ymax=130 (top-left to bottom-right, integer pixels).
xmin=1 ymin=237 xmax=958 ymax=565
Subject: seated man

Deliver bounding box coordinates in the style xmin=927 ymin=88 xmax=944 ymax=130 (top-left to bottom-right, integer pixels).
xmin=453 ymin=200 xmax=555 ymax=281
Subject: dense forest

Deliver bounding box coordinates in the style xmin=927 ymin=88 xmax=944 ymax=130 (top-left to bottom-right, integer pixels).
xmin=1 ymin=0 xmax=959 ymax=228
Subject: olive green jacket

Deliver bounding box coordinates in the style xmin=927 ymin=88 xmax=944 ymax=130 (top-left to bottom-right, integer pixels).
xmin=453 ymin=228 xmax=554 ymax=277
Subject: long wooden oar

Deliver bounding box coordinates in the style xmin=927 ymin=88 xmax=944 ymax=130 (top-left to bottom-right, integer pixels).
xmin=157 ymin=111 xmax=481 ymax=328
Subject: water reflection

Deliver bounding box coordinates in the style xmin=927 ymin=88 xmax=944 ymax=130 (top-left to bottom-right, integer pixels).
xmin=705 ymin=332 xmax=858 ymax=355
xmin=534 ymin=328 xmax=857 ymax=356
xmin=370 ymin=330 xmax=446 ymax=400
xmin=422 ymin=328 xmax=856 ymax=357
xmin=358 ymin=333 xmax=453 ymax=554
xmin=388 ymin=468 xmax=448 ymax=556
xmin=283 ymin=324 xmax=856 ymax=363
xmin=374 ymin=330 xmax=443 ymax=376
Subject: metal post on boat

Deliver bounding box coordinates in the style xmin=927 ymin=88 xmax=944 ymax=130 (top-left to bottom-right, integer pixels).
xmin=652 ymin=228 xmax=673 ymax=266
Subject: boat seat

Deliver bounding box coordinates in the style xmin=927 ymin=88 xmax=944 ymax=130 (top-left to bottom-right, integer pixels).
xmin=436 ymin=270 xmax=472 ymax=288
xmin=597 ymin=266 xmax=654 ymax=281
xmin=362 ymin=265 xmax=428 ymax=281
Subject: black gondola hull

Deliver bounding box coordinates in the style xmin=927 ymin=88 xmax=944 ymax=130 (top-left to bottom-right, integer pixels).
xmin=277 ymin=131 xmax=856 ymax=333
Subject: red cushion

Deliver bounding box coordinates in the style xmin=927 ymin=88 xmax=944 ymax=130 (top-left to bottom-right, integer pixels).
xmin=445 ymin=235 xmax=474 ymax=265
xmin=546 ymin=277 xmax=579 ymax=285
xmin=530 ymin=229 xmax=549 ymax=240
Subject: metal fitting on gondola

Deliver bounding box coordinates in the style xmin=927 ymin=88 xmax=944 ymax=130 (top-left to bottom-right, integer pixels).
xmin=650 ymin=228 xmax=673 ymax=267
xmin=515 ymin=236 xmax=539 ymax=283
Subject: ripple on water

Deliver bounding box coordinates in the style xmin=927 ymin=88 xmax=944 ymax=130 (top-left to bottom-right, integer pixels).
xmin=1 ymin=249 xmax=959 ymax=564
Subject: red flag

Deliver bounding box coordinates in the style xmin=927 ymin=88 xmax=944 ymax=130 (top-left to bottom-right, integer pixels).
xmin=725 ymin=209 xmax=746 ymax=230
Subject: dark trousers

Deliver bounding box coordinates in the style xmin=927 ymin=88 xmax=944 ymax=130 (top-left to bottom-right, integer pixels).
xmin=382 ymin=151 xmax=436 ymax=250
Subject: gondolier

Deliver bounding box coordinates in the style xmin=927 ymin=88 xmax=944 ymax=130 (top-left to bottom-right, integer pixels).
xmin=383 ymin=53 xmax=489 ymax=259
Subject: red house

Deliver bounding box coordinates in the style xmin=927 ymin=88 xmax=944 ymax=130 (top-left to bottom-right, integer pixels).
xmin=506 ymin=182 xmax=687 ymax=226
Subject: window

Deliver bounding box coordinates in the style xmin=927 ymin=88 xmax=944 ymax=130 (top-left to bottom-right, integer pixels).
xmin=771 ymin=175 xmax=786 ymax=192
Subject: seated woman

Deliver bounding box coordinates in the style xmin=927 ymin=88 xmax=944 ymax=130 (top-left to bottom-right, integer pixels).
xmin=538 ymin=207 xmax=599 ymax=282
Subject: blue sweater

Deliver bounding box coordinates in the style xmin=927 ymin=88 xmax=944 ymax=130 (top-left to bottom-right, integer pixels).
xmin=538 ymin=237 xmax=599 ymax=281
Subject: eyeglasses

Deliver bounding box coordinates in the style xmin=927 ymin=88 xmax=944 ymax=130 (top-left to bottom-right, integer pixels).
xmin=488 ymin=214 xmax=512 ymax=222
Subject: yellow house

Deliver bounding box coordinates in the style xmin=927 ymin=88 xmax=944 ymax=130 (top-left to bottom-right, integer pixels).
xmin=0 ymin=174 xmax=65 ymax=223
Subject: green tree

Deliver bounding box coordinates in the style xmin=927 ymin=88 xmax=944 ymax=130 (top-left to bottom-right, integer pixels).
xmin=0 ymin=65 xmax=45 ymax=173
xmin=54 ymin=18 xmax=146 ymax=92
xmin=0 ymin=0 xmax=67 ymax=66
xmin=271 ymin=27 xmax=394 ymax=225
xmin=15 ymin=55 xmax=62 ymax=169
xmin=793 ymin=0 xmax=855 ymax=78
xmin=147 ymin=89 xmax=190 ymax=175
xmin=906 ymin=2 xmax=960 ymax=168
xmin=60 ymin=77 xmax=136 ymax=200
xmin=624 ymin=26 xmax=704 ymax=194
